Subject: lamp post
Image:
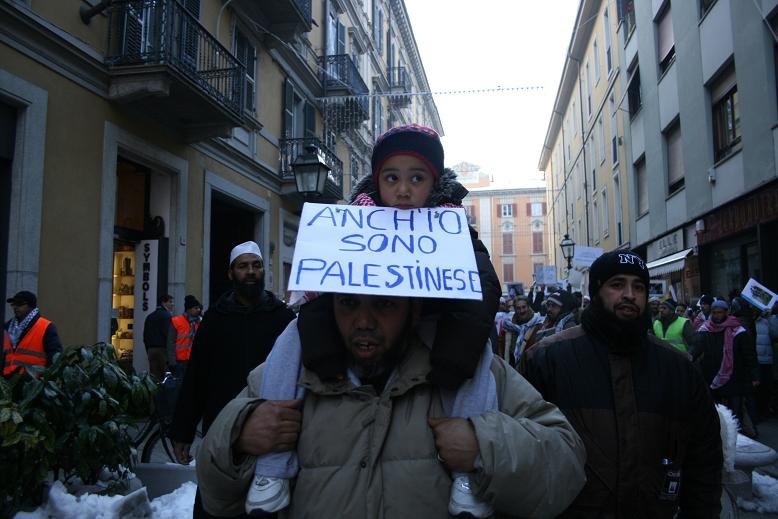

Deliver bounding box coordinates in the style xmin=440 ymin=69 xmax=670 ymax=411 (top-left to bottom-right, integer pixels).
xmin=292 ymin=144 xmax=330 ymax=198
xmin=559 ymin=233 xmax=576 ymax=271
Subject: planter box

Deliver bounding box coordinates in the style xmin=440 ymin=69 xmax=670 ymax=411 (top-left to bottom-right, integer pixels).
xmin=133 ymin=462 xmax=197 ymax=500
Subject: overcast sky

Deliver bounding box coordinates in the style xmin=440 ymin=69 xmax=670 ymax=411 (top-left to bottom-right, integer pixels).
xmin=404 ymin=0 xmax=580 ymax=188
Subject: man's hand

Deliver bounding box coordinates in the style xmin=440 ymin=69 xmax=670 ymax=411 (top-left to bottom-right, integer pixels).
xmin=236 ymin=400 xmax=303 ymax=457
xmin=428 ymin=417 xmax=479 ymax=473
xmin=173 ymin=441 xmax=193 ymax=465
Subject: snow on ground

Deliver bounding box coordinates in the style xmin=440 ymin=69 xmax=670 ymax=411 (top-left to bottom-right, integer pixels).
xmin=13 ymin=480 xmax=196 ymax=518
xmin=739 ymin=473 xmax=778 ymax=513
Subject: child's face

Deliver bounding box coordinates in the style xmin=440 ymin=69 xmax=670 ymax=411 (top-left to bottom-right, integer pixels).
xmin=376 ymin=155 xmax=435 ymax=209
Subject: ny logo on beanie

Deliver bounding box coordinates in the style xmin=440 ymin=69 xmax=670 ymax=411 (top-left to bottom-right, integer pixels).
xmin=617 ymin=253 xmax=646 ymax=270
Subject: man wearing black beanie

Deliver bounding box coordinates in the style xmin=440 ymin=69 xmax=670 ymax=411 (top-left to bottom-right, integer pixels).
xmin=520 ymin=250 xmax=723 ymax=517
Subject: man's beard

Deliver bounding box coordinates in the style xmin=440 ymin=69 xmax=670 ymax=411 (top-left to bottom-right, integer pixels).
xmin=581 ymin=297 xmax=651 ymax=354
xmin=233 ymin=276 xmax=264 ymax=301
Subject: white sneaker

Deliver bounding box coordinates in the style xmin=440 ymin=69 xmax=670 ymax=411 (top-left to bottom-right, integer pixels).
xmin=245 ymin=475 xmax=290 ymax=515
xmin=448 ymin=475 xmax=494 ymax=518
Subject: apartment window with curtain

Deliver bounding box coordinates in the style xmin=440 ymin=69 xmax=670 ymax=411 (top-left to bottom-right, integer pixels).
xmin=601 ymin=188 xmax=609 ymax=236
xmin=657 ymin=4 xmax=676 ymax=75
xmin=502 ymin=231 xmax=514 ymax=254
xmin=627 ymin=65 xmax=642 ymax=118
xmin=635 ymin=158 xmax=648 ymax=216
xmin=604 ymin=8 xmax=613 ymax=72
xmin=235 ymin=28 xmax=256 ymax=112
xmin=619 ymin=0 xmax=636 ymax=37
xmin=532 ymin=231 xmax=544 ymax=254
xmin=711 ymin=65 xmax=741 ymax=161
xmin=529 ymin=202 xmax=545 ymax=217
xmin=665 ymin=121 xmax=684 ymax=193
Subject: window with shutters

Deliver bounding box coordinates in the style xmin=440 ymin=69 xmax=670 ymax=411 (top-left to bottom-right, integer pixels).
xmin=372 ymin=1 xmax=384 ymax=56
xmin=502 ymin=263 xmax=514 ymax=283
xmin=532 ymin=231 xmax=544 ymax=254
xmin=610 ymin=95 xmax=619 ymax=165
xmin=601 ymin=188 xmax=609 ymax=236
xmin=235 ymin=28 xmax=256 ymax=113
xmin=585 ymin=62 xmax=592 ymax=118
xmin=604 ymin=9 xmax=613 ymax=73
xmin=635 ymin=157 xmax=648 ymax=216
xmin=657 ymin=4 xmax=675 ymax=75
xmin=627 ymin=65 xmax=642 ymax=118
xmin=502 ymin=232 xmax=513 ymax=255
xmin=530 ymin=202 xmax=543 ymax=217
xmin=665 ymin=121 xmax=684 ymax=193
xmin=283 ymin=79 xmax=315 ymax=140
xmin=373 ymin=96 xmax=383 ymax=138
xmin=501 ymin=204 xmax=514 ymax=217
xmin=598 ymin=118 xmax=606 ymax=165
xmin=711 ymin=65 xmax=741 ymax=161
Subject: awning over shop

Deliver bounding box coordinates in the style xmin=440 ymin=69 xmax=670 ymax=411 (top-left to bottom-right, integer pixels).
xmin=647 ymin=248 xmax=693 ymax=277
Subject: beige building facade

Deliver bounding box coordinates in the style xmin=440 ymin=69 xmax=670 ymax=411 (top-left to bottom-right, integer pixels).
xmin=454 ymin=162 xmax=550 ymax=295
xmin=0 ymin=0 xmax=439 ymax=372
xmin=538 ymin=0 xmax=632 ymax=290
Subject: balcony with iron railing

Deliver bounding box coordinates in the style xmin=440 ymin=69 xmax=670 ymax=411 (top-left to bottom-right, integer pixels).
xmin=387 ymin=66 xmax=411 ymax=107
xmin=279 ymin=137 xmax=344 ymax=201
xmin=105 ymin=0 xmax=246 ymax=141
xmin=321 ymin=54 xmax=370 ymax=131
xmin=230 ymin=0 xmax=312 ymax=41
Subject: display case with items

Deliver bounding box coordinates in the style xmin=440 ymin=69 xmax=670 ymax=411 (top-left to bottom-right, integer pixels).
xmin=111 ymin=248 xmax=136 ymax=364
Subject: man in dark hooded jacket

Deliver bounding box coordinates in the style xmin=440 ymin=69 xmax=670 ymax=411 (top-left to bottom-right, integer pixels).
xmin=170 ymin=241 xmax=295 ymax=518
xmin=520 ymin=250 xmax=722 ymax=517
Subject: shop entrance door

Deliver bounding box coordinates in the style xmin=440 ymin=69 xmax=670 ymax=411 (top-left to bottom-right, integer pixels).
xmin=209 ymin=192 xmax=259 ymax=304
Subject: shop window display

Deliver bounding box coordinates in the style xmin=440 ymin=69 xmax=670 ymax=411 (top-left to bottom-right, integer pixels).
xmin=112 ymin=244 xmax=135 ymax=369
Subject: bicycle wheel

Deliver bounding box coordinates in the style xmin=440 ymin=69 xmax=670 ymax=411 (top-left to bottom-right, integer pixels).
xmin=140 ymin=425 xmax=176 ymax=463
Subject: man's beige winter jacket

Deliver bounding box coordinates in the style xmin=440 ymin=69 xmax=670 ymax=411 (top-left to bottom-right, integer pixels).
xmin=196 ymin=334 xmax=586 ymax=518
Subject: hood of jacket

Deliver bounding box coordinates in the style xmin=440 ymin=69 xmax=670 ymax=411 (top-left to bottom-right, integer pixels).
xmin=349 ymin=167 xmax=468 ymax=207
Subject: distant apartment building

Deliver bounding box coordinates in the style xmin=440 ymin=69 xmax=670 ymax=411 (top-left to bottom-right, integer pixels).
xmin=539 ymin=0 xmax=631 ymax=292
xmin=454 ymin=162 xmax=550 ymax=294
xmin=611 ymin=0 xmax=778 ymax=304
xmin=0 ymin=0 xmax=440 ymax=372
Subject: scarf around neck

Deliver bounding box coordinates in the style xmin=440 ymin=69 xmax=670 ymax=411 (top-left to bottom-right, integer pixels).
xmin=8 ymin=307 xmax=39 ymax=348
xmin=700 ymin=315 xmax=745 ymax=390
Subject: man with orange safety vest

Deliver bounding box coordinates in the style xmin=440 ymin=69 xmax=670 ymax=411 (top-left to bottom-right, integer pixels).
xmin=3 ymin=290 xmax=62 ymax=377
xmin=167 ymin=294 xmax=202 ymax=377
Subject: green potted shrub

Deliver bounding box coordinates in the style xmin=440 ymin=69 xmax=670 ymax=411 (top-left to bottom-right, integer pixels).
xmin=0 ymin=342 xmax=156 ymax=516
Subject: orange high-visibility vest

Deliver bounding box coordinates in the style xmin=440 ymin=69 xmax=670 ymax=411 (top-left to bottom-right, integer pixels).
xmin=171 ymin=314 xmax=199 ymax=361
xmin=3 ymin=317 xmax=51 ymax=376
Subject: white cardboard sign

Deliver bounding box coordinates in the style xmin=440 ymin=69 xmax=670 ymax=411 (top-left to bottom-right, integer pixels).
xmin=741 ymin=278 xmax=778 ymax=311
xmin=288 ymin=203 xmax=481 ymax=300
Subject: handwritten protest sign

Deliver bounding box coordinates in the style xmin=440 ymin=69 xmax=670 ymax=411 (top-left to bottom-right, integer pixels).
xmin=288 ymin=203 xmax=481 ymax=300
xmin=741 ymin=278 xmax=778 ymax=311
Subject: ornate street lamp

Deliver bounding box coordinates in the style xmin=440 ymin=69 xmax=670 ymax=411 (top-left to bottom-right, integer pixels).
xmin=292 ymin=144 xmax=330 ymax=197
xmin=559 ymin=233 xmax=576 ymax=271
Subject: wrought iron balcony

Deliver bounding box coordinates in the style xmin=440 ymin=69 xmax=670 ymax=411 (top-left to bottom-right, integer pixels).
xmin=105 ymin=0 xmax=246 ymax=141
xmin=230 ymin=0 xmax=312 ymax=41
xmin=387 ymin=66 xmax=411 ymax=107
xmin=279 ymin=137 xmax=343 ymax=201
xmin=321 ymin=54 xmax=369 ymax=131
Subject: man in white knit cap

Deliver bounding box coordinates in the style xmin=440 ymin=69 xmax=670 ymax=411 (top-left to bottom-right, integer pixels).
xmin=169 ymin=241 xmax=295 ymax=518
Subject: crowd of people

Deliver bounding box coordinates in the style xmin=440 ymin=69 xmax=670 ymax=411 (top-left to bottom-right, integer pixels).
xmin=496 ymin=281 xmax=778 ymax=440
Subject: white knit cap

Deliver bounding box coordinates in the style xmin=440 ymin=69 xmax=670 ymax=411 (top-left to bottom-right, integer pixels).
xmin=229 ymin=241 xmax=262 ymax=266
